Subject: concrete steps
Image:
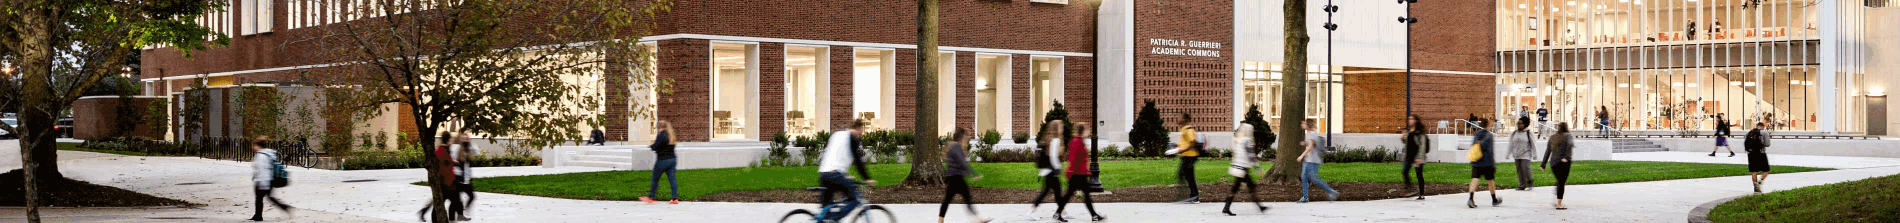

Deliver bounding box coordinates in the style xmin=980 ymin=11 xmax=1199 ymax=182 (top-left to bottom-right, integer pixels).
xmin=1611 ymin=138 xmax=1667 ymax=153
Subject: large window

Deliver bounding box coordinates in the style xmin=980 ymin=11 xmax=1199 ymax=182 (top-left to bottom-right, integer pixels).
xmin=1238 ymin=61 xmax=1342 ymax=133
xmin=712 ymin=43 xmax=759 ymax=140
xmin=974 ymin=54 xmax=1011 ymax=136
xmin=854 ymin=49 xmax=896 ymax=130
xmin=784 ymin=46 xmax=827 ymax=137
xmin=1030 ymin=57 xmax=1064 ymax=129
xmin=1498 ymin=0 xmax=1820 ymax=49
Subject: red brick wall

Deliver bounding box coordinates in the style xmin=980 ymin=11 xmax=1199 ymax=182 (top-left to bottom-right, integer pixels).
xmin=1064 ymin=56 xmax=1096 ymax=129
xmin=1412 ymin=1 xmax=1497 ymax=73
xmin=658 ymin=39 xmax=713 ymax=142
xmin=1133 ymin=0 xmax=1235 ymax=131
xmin=604 ymin=51 xmax=632 ymax=141
xmin=71 ymin=97 xmax=170 ymax=140
xmin=894 ymin=49 xmax=919 ymax=131
xmin=760 ymin=42 xmax=787 ymax=137
xmin=955 ymin=52 xmax=977 ymax=132
xmin=1012 ymin=55 xmax=1033 ymax=134
xmin=665 ymin=0 xmax=1095 ymax=54
xmin=1343 ymin=71 xmax=1409 ymax=133
xmin=829 ymin=46 xmax=857 ymax=130
xmin=1344 ymin=71 xmax=1498 ymax=133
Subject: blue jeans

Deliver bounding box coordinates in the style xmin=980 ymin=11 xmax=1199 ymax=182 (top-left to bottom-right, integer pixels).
xmin=647 ymin=158 xmax=679 ymax=199
xmin=1599 ymin=120 xmax=1611 ymax=136
xmin=818 ymin=172 xmax=861 ymax=221
xmin=1300 ymin=162 xmax=1336 ymax=201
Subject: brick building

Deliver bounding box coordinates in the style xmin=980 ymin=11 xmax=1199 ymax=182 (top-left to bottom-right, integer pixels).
xmin=139 ymin=0 xmax=1515 ymax=145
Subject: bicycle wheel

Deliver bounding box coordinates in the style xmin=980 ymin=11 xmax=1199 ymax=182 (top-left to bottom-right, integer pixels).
xmin=779 ymin=209 xmax=819 ymax=223
xmin=847 ymin=205 xmax=895 ymax=223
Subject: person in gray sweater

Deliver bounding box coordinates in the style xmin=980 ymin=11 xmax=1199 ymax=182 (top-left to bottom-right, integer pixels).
xmin=939 ymin=127 xmax=991 ymax=223
xmin=250 ymin=136 xmax=294 ymax=221
xmin=1509 ymin=117 xmax=1538 ymax=191
xmin=1541 ymin=122 xmax=1575 ymax=210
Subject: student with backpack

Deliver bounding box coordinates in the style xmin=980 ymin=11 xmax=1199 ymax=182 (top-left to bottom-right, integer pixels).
xmin=1027 ymin=122 xmax=1070 ymax=220
xmin=1220 ymin=123 xmax=1268 ymax=216
xmin=1296 ymin=119 xmax=1338 ymax=203
xmin=250 ymin=136 xmax=295 ymax=221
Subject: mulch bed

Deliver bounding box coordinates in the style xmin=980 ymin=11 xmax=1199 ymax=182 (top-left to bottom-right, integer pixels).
xmin=699 ymin=181 xmax=1473 ymax=204
xmin=0 ymin=170 xmax=197 ymax=207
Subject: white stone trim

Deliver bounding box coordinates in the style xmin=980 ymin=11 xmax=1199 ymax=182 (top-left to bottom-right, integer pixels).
xmin=641 ymin=33 xmax=1093 ymax=57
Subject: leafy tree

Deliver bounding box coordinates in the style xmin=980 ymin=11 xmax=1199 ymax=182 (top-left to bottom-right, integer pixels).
xmin=1128 ymin=100 xmax=1168 ymax=156
xmin=2 ymin=0 xmax=226 ymax=221
xmin=1264 ymin=0 xmax=1312 ymax=183
xmin=297 ymin=0 xmax=672 ymax=221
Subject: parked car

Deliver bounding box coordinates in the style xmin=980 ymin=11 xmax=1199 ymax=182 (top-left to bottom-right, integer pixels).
xmin=55 ymin=118 xmax=73 ymax=138
xmin=1 ymin=118 xmax=16 ymax=139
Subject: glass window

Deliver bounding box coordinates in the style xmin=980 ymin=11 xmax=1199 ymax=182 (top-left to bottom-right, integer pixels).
xmin=854 ymin=49 xmax=895 ymax=130
xmin=784 ymin=46 xmax=826 ymax=137
xmin=974 ymin=54 xmax=1010 ymax=136
xmin=711 ymin=43 xmax=758 ymax=140
xmin=1030 ymin=57 xmax=1063 ymax=130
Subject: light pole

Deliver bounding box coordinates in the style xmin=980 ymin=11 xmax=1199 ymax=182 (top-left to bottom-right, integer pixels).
xmin=1398 ymin=0 xmax=1419 ymax=120
xmin=1324 ymin=2 xmax=1337 ymax=147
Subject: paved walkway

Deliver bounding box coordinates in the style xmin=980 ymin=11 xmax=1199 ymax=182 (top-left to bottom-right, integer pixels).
xmin=6 ymin=140 xmax=1900 ymax=222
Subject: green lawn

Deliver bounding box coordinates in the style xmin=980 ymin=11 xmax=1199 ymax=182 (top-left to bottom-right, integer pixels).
xmin=470 ymin=160 xmax=1829 ymax=201
xmin=1708 ymin=173 xmax=1900 ymax=222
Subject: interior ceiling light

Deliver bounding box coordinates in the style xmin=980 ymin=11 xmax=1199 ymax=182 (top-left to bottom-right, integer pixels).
xmin=1567 ymin=1 xmax=1577 ymax=5
xmin=1553 ymin=7 xmax=1561 ymax=12
xmin=1619 ymin=0 xmax=1628 ymax=2
xmin=1520 ymin=4 xmax=1527 ymax=8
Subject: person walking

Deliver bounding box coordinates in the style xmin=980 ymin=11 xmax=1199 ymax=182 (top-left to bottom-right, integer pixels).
xmin=1401 ymin=115 xmax=1432 ymax=200
xmin=1597 ymin=106 xmax=1612 ymax=137
xmin=1711 ymin=113 xmax=1737 ymax=157
xmin=250 ymin=136 xmax=295 ymax=221
xmin=1027 ymin=122 xmax=1070 ymax=220
xmin=1466 ymin=117 xmax=1503 ymax=208
xmin=816 ymin=120 xmax=876 ymax=222
xmin=450 ymin=133 xmax=478 ymax=221
xmin=417 ymin=132 xmax=461 ymax=221
xmin=1167 ymin=113 xmax=1203 ymax=203
xmin=939 ymin=127 xmax=992 ymax=223
xmin=1746 ymin=121 xmax=1773 ymax=193
xmin=642 ymin=121 xmax=682 ymax=204
xmin=1220 ymin=123 xmax=1269 ymax=216
xmin=1055 ymin=123 xmax=1106 ymax=222
xmin=1509 ymin=117 xmax=1538 ymax=191
xmin=1296 ymin=119 xmax=1338 ymax=203
xmin=1540 ymin=122 xmax=1575 ymax=210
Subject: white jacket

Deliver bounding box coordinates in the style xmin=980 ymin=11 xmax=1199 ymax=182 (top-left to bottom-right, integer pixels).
xmin=252 ymin=149 xmax=277 ymax=190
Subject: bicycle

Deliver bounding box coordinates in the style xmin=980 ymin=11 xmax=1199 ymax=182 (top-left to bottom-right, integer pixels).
xmin=276 ymin=138 xmax=319 ymax=168
xmin=778 ymin=185 xmax=895 ymax=223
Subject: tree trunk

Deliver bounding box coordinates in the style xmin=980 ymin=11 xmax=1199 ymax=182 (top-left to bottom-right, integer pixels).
xmin=14 ymin=4 xmax=59 ymax=222
xmin=904 ymin=0 xmax=945 ymax=186
xmin=415 ymin=117 xmax=449 ymax=222
xmin=1264 ymin=0 xmax=1310 ymax=184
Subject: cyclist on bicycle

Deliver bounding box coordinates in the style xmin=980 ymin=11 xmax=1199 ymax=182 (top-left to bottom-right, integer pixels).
xmin=816 ymin=120 xmax=876 ymax=222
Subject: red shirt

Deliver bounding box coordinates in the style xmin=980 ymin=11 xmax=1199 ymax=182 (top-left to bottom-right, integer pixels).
xmin=434 ymin=146 xmax=456 ymax=186
xmin=1065 ymin=137 xmax=1091 ymax=177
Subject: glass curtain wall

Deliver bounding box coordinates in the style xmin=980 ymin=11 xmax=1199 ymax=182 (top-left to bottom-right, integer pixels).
xmin=1499 ymin=0 xmax=1820 ymax=50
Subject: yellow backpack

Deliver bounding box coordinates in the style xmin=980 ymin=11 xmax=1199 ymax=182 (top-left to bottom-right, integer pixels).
xmin=1466 ymin=143 xmax=1483 ymax=162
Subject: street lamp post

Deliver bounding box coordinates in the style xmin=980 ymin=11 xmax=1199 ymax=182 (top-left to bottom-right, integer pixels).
xmin=1324 ymin=1 xmax=1338 ymax=148
xmin=1398 ymin=0 xmax=1419 ymax=120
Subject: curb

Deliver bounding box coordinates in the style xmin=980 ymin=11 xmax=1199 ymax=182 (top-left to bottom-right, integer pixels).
xmin=1686 ymin=195 xmax=1746 ymax=223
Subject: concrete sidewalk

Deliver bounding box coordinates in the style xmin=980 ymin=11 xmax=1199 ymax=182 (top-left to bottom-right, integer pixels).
xmin=8 ymin=139 xmax=1900 ymax=222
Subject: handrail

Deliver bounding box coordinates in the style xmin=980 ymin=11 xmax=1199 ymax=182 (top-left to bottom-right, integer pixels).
xmin=1453 ymin=119 xmax=1496 ymax=136
xmin=1593 ymin=121 xmax=1625 ymax=138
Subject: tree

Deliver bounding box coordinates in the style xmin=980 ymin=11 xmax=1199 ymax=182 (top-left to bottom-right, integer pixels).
xmin=1128 ymin=100 xmax=1167 ymax=156
xmin=1242 ymin=104 xmax=1274 ymax=158
xmin=1264 ymin=0 xmax=1312 ymax=183
xmin=1036 ymin=101 xmax=1071 ymax=142
xmin=2 ymin=1 xmax=225 ymax=221
xmin=904 ymin=0 xmax=945 ymax=186
xmin=298 ymin=0 xmax=670 ymax=221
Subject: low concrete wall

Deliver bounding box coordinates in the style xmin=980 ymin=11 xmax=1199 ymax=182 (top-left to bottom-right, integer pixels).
xmin=1649 ymin=138 xmax=1900 ymax=158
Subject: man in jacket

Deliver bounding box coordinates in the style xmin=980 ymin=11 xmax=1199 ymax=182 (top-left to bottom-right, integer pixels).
xmin=817 ymin=120 xmax=875 ymax=221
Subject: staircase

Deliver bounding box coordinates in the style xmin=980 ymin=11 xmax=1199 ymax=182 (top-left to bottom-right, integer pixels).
xmin=564 ymin=148 xmax=639 ymax=169
xmin=1610 ymin=138 xmax=1667 ymax=153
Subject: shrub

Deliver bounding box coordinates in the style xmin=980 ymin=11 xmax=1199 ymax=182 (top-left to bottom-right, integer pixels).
xmin=977 ymin=147 xmax=1038 ymax=163
xmin=860 ymin=130 xmax=910 ymax=164
xmin=797 ymin=131 xmax=832 ymax=165
xmin=341 ymin=151 xmax=541 ymax=170
xmin=1012 ymin=132 xmax=1030 ymax=144
xmin=762 ymin=132 xmax=792 ymax=167
xmin=1321 ymin=146 xmax=1402 ymax=163
xmin=1036 ymin=101 xmax=1071 ymax=142
xmin=1242 ymin=104 xmax=1276 ymax=156
xmin=974 ymin=130 xmax=1002 ymax=162
xmin=78 ymin=136 xmax=197 ymax=156
xmin=1128 ymin=100 xmax=1168 ymax=156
